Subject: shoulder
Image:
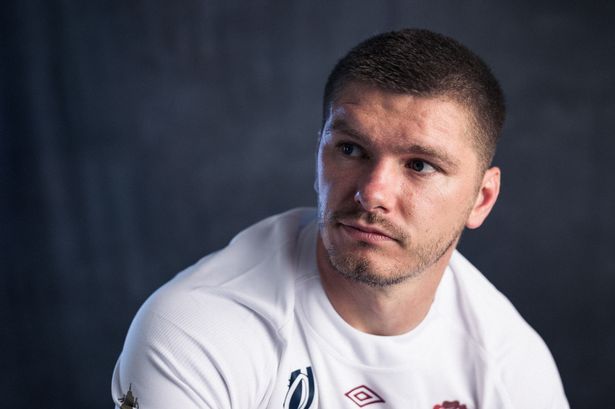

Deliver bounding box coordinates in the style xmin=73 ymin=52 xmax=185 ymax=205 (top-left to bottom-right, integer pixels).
xmin=112 ymin=208 xmax=319 ymax=408
xmin=437 ymin=251 xmax=568 ymax=408
xmin=113 ymin=287 xmax=280 ymax=408
xmin=166 ymin=207 xmax=318 ymax=329
xmin=442 ymin=251 xmax=531 ymax=342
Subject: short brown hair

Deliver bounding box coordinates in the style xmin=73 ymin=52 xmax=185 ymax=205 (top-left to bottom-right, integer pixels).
xmin=322 ymin=29 xmax=506 ymax=168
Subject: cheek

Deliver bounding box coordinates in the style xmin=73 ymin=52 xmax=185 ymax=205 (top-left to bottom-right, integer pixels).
xmin=317 ymin=157 xmax=350 ymax=201
xmin=436 ymin=184 xmax=478 ymax=224
xmin=316 ymin=159 xmax=338 ymax=210
xmin=316 ymin=159 xmax=330 ymax=195
xmin=407 ymin=181 xmax=471 ymax=221
xmin=401 ymin=176 xmax=445 ymax=206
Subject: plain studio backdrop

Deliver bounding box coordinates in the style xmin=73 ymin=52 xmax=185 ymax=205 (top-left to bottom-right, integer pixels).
xmin=2 ymin=1 xmax=613 ymax=407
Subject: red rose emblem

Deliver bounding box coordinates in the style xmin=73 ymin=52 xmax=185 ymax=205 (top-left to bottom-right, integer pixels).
xmin=433 ymin=401 xmax=467 ymax=409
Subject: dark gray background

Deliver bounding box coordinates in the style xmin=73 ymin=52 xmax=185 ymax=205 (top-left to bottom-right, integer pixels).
xmin=2 ymin=1 xmax=613 ymax=407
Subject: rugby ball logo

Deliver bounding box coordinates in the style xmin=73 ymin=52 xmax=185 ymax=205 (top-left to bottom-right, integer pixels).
xmin=283 ymin=366 xmax=316 ymax=409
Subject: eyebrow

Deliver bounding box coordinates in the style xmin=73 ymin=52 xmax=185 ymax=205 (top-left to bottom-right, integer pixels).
xmin=330 ymin=118 xmax=460 ymax=169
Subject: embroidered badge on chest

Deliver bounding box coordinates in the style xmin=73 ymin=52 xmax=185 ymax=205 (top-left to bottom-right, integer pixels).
xmin=433 ymin=400 xmax=467 ymax=409
xmin=283 ymin=366 xmax=316 ymax=409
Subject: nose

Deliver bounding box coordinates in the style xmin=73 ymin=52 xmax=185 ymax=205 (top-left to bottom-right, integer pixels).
xmin=354 ymin=160 xmax=399 ymax=213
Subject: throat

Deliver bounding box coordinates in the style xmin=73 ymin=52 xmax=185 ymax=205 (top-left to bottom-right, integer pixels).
xmin=316 ymin=235 xmax=445 ymax=336
xmin=325 ymin=277 xmax=434 ymax=336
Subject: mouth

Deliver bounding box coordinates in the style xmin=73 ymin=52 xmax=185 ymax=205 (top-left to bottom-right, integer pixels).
xmin=337 ymin=220 xmax=398 ymax=243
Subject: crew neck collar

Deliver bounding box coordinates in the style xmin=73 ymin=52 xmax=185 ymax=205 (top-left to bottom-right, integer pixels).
xmin=295 ymin=222 xmax=451 ymax=369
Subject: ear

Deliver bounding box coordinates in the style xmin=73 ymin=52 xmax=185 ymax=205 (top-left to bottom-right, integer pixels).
xmin=466 ymin=166 xmax=501 ymax=229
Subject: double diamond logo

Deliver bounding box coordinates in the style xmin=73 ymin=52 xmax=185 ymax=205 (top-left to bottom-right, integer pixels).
xmin=344 ymin=385 xmax=385 ymax=407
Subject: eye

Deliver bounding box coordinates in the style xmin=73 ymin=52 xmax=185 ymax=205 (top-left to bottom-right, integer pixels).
xmin=338 ymin=142 xmax=363 ymax=157
xmin=407 ymin=159 xmax=436 ymax=174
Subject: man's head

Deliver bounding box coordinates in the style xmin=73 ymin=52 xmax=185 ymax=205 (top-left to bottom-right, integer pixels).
xmin=315 ymin=29 xmax=503 ymax=288
xmin=322 ymin=28 xmax=505 ymax=169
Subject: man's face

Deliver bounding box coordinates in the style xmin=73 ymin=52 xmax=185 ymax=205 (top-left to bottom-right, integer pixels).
xmin=316 ymin=83 xmax=497 ymax=287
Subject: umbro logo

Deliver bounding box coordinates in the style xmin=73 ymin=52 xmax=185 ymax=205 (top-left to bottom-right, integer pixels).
xmin=344 ymin=385 xmax=385 ymax=407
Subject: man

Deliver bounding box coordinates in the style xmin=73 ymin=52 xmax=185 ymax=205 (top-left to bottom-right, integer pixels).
xmin=112 ymin=29 xmax=569 ymax=408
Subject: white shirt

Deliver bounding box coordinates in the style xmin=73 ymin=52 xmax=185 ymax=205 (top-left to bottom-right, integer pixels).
xmin=111 ymin=208 xmax=569 ymax=408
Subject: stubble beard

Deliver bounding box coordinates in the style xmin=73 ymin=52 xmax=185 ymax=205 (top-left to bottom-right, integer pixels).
xmin=318 ymin=205 xmax=466 ymax=289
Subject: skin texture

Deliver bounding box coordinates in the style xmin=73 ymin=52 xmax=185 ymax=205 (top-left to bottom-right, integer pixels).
xmin=316 ymin=83 xmax=500 ymax=335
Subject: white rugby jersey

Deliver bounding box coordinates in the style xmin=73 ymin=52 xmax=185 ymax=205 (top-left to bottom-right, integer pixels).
xmin=111 ymin=208 xmax=569 ymax=409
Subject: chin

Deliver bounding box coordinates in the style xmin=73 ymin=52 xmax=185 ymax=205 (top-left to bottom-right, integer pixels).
xmin=328 ymin=250 xmax=419 ymax=288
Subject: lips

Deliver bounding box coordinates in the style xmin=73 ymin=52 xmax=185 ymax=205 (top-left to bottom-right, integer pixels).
xmin=338 ymin=220 xmax=397 ymax=242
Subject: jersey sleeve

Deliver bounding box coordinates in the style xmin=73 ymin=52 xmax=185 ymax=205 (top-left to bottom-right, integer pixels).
xmin=111 ymin=289 xmax=280 ymax=409
xmin=496 ymin=329 xmax=570 ymax=409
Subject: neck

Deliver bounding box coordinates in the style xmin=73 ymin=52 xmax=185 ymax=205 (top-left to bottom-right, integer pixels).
xmin=316 ymin=236 xmax=452 ymax=336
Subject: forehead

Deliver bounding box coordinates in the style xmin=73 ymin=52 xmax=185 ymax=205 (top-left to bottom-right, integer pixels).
xmin=326 ymin=84 xmax=477 ymax=158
